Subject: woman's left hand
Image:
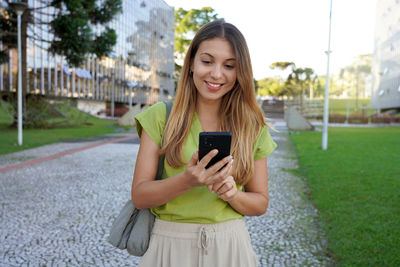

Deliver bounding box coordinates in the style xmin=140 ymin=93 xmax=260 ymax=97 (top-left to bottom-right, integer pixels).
xmin=208 ymin=176 xmax=238 ymax=202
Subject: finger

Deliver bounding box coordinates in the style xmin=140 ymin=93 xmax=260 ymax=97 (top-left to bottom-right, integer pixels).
xmin=210 ymin=180 xmax=224 ymax=192
xmin=208 ymin=155 xmax=233 ymax=175
xmin=210 ymin=174 xmax=234 ymax=193
xmin=218 ymin=181 xmax=238 ymax=201
xmin=219 ymin=188 xmax=237 ymax=202
xmin=198 ymin=149 xmax=218 ymax=168
xmin=219 ymin=162 xmax=233 ymax=179
xmin=188 ymin=150 xmax=199 ymax=167
xmin=216 ymin=180 xmax=234 ymax=195
xmin=203 ymin=157 xmax=233 ymax=187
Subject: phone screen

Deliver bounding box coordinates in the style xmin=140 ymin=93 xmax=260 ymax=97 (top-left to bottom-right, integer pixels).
xmin=198 ymin=132 xmax=232 ymax=169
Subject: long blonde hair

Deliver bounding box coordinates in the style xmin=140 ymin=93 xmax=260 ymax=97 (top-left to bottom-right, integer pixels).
xmin=161 ymin=20 xmax=266 ymax=185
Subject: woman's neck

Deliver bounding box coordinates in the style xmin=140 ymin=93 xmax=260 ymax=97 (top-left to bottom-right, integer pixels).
xmin=196 ymin=99 xmax=221 ymax=132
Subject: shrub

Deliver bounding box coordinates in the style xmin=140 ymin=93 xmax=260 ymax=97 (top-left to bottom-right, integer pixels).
xmin=98 ymin=108 xmax=129 ymax=117
xmin=348 ymin=113 xmax=368 ymax=124
xmin=371 ymin=114 xmax=394 ymax=124
xmin=329 ymin=113 xmax=346 ymax=123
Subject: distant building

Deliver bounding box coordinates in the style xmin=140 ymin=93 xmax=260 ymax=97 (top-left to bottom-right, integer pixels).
xmin=371 ymin=0 xmax=400 ymax=110
xmin=0 ymin=0 xmax=175 ymax=113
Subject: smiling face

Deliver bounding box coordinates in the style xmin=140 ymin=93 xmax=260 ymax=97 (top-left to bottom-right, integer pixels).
xmin=191 ymin=37 xmax=237 ymax=104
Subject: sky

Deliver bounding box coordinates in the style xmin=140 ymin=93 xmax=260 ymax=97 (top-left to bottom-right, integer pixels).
xmin=164 ymin=0 xmax=377 ymax=80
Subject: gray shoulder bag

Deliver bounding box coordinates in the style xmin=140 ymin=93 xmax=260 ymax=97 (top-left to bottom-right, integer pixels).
xmin=107 ymin=101 xmax=173 ymax=256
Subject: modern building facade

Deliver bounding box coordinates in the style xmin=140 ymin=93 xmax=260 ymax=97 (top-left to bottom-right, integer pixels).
xmin=0 ymin=0 xmax=175 ymax=114
xmin=371 ymin=0 xmax=400 ymax=110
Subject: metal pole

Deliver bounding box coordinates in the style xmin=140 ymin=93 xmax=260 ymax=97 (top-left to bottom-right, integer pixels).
xmin=111 ymin=71 xmax=115 ymax=119
xmin=17 ymin=10 xmax=23 ymax=146
xmin=322 ymin=0 xmax=333 ymax=150
xmin=129 ymin=86 xmax=132 ymax=110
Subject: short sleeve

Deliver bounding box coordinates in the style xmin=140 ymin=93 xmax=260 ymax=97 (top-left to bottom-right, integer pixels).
xmin=253 ymin=126 xmax=277 ymax=160
xmin=135 ymin=102 xmax=166 ymax=147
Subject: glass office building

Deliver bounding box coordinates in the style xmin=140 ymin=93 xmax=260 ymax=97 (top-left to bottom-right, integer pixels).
xmin=371 ymin=0 xmax=400 ymax=110
xmin=0 ymin=0 xmax=175 ymax=108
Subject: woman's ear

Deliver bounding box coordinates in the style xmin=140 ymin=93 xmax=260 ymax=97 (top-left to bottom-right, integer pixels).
xmin=189 ymin=62 xmax=193 ymax=73
xmin=189 ymin=64 xmax=194 ymax=75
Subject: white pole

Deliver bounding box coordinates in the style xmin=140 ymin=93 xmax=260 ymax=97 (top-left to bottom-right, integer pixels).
xmin=322 ymin=0 xmax=333 ymax=150
xmin=111 ymin=70 xmax=115 ymax=119
xmin=129 ymin=86 xmax=132 ymax=110
xmin=17 ymin=10 xmax=23 ymax=146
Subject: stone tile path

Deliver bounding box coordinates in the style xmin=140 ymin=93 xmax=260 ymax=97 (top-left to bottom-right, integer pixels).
xmin=0 ymin=124 xmax=332 ymax=266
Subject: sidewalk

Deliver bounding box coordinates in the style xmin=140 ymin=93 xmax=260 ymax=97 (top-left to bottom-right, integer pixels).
xmin=0 ymin=121 xmax=331 ymax=266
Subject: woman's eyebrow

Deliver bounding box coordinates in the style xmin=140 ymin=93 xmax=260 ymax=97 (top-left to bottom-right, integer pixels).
xmin=200 ymin=52 xmax=236 ymax=61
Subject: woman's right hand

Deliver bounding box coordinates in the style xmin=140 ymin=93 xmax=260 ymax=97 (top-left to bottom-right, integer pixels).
xmin=184 ymin=150 xmax=233 ymax=188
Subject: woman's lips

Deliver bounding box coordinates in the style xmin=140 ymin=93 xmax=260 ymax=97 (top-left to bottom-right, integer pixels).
xmin=205 ymin=81 xmax=223 ymax=91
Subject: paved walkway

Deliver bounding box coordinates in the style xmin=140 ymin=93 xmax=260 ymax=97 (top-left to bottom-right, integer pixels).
xmin=0 ymin=122 xmax=332 ymax=266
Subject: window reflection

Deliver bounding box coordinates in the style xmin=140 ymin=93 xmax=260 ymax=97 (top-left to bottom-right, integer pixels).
xmin=1 ymin=0 xmax=175 ymax=106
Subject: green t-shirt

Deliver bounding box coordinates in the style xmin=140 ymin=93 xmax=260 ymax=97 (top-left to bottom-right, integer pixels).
xmin=135 ymin=102 xmax=277 ymax=223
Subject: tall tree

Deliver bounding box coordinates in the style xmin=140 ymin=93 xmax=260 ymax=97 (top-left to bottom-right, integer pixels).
xmin=339 ymin=54 xmax=372 ymax=110
xmin=270 ymin=62 xmax=316 ymax=98
xmin=256 ymin=77 xmax=285 ymax=97
xmin=1 ymin=0 xmax=122 ymax=66
xmin=174 ymin=7 xmax=221 ymax=65
xmin=0 ymin=0 xmax=122 ymax=128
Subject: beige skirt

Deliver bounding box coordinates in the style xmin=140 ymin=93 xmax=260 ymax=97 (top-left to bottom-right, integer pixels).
xmin=138 ymin=218 xmax=258 ymax=267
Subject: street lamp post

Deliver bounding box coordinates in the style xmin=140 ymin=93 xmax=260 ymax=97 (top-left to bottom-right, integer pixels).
xmin=10 ymin=1 xmax=27 ymax=146
xmin=322 ymin=0 xmax=333 ymax=150
xmin=111 ymin=70 xmax=115 ymax=119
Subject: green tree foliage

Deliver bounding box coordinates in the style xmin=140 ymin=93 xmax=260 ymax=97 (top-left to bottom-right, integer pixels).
xmin=49 ymin=0 xmax=122 ymax=66
xmin=315 ymin=75 xmax=340 ymax=97
xmin=257 ymin=77 xmax=285 ymax=97
xmin=0 ymin=0 xmax=122 ymax=128
xmin=0 ymin=0 xmax=122 ymax=66
xmin=269 ymin=62 xmax=317 ymax=98
xmin=338 ymin=54 xmax=372 ymax=109
xmin=174 ymin=7 xmax=221 ymax=64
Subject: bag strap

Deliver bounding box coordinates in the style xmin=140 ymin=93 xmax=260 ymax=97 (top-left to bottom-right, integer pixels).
xmin=155 ymin=101 xmax=172 ymax=180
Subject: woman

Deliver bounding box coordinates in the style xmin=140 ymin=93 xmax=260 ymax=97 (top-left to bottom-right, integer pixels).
xmin=132 ymin=20 xmax=276 ymax=266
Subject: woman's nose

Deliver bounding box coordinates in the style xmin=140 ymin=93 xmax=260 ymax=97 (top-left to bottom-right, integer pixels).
xmin=210 ymin=65 xmax=223 ymax=79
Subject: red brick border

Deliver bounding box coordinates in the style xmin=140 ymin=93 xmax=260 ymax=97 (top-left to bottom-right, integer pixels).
xmin=0 ymin=135 xmax=138 ymax=173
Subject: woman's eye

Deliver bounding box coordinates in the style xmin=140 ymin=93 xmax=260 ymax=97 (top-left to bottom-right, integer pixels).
xmin=225 ymin=65 xmax=234 ymax=69
xmin=202 ymin=60 xmax=211 ymax=64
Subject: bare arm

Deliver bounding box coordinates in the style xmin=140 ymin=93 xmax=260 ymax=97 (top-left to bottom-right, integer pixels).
xmin=210 ymin=158 xmax=269 ymax=216
xmin=131 ymin=129 xmax=233 ymax=209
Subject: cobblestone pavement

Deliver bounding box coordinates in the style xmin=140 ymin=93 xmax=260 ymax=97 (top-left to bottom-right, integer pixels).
xmin=0 ymin=123 xmax=332 ymax=266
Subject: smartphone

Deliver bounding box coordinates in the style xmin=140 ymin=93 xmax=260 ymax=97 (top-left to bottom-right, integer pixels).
xmin=199 ymin=132 xmax=232 ymax=169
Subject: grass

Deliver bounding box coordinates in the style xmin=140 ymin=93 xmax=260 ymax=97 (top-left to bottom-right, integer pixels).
xmin=290 ymin=127 xmax=400 ymax=266
xmin=305 ymin=98 xmax=376 ymax=117
xmin=0 ymin=100 xmax=131 ymax=156
xmin=328 ymin=98 xmax=373 ymax=115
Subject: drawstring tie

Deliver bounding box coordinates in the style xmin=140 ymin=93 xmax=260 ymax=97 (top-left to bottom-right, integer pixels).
xmin=198 ymin=226 xmax=210 ymax=255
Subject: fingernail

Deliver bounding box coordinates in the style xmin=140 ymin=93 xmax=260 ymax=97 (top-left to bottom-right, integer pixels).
xmin=213 ymin=150 xmax=218 ymax=154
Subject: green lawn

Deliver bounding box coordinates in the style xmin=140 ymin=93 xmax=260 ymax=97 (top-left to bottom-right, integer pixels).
xmin=0 ymin=100 xmax=131 ymax=155
xmin=290 ymin=127 xmax=400 ymax=266
xmin=305 ymin=98 xmax=375 ymax=117
xmin=327 ymin=98 xmax=372 ymax=115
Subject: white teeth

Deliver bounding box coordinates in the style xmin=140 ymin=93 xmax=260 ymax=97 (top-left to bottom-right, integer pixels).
xmin=207 ymin=82 xmax=221 ymax=88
